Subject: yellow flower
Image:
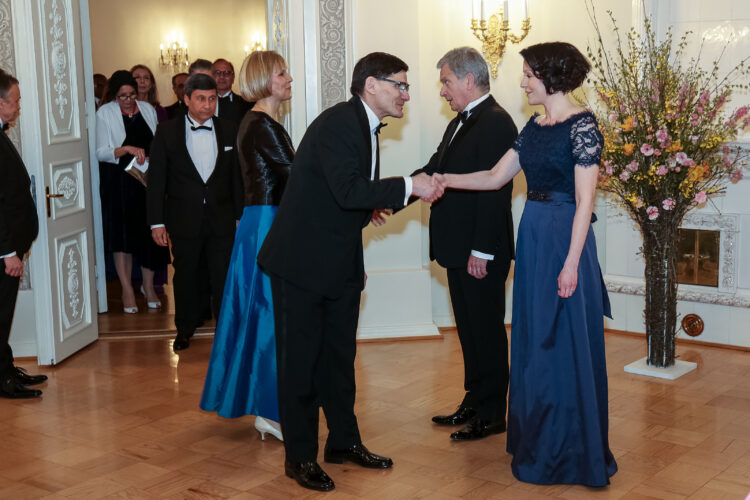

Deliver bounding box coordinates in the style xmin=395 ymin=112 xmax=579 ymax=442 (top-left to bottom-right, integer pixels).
xmin=623 ymin=143 xmax=635 ymax=155
xmin=666 ymin=140 xmax=681 ymax=153
xmin=622 ymin=116 xmax=634 ymax=132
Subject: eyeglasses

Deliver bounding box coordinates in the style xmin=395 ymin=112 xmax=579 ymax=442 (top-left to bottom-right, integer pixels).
xmin=214 ymin=70 xmax=234 ymax=77
xmin=116 ymin=94 xmax=137 ymax=102
xmin=378 ymin=77 xmax=410 ymax=93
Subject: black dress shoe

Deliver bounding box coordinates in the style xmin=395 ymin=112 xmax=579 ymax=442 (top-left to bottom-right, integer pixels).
xmin=172 ymin=335 xmax=190 ymax=351
xmin=324 ymin=443 xmax=393 ymax=468
xmin=450 ymin=418 xmax=506 ymax=441
xmin=432 ymin=405 xmax=476 ymax=426
xmin=13 ymin=366 xmax=47 ymax=386
xmin=0 ymin=376 xmax=42 ymax=399
xmin=284 ymin=460 xmax=335 ymax=491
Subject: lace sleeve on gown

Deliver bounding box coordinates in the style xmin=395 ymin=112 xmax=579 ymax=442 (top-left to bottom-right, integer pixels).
xmin=512 ymin=121 xmax=529 ymax=152
xmin=570 ymin=113 xmax=603 ymax=168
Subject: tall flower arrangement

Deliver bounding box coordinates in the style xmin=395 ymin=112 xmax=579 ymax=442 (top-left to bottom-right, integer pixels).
xmin=586 ymin=8 xmax=749 ymax=368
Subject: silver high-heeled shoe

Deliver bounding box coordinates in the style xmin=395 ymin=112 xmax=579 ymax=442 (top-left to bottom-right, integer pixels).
xmin=254 ymin=416 xmax=283 ymax=441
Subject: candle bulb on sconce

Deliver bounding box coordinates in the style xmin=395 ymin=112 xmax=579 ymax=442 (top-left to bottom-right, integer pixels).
xmin=244 ymin=33 xmax=266 ymax=55
xmin=471 ymin=0 xmax=531 ymax=78
xmin=159 ymin=32 xmax=190 ymax=73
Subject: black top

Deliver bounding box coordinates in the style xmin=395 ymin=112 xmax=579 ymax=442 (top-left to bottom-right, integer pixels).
xmin=117 ymin=113 xmax=154 ymax=168
xmin=238 ymin=111 xmax=295 ymax=206
xmin=0 ymin=132 xmax=38 ymax=256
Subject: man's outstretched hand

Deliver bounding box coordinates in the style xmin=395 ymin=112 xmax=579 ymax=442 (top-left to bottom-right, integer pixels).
xmin=411 ymin=173 xmax=445 ymax=202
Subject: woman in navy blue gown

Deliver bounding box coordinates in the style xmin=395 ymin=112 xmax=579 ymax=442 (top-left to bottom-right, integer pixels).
xmin=436 ymin=42 xmax=617 ymax=486
xmin=200 ymin=51 xmax=294 ymax=441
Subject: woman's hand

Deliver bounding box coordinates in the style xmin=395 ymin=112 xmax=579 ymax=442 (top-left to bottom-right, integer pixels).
xmin=130 ymin=146 xmax=146 ymax=165
xmin=557 ymin=264 xmax=578 ymax=298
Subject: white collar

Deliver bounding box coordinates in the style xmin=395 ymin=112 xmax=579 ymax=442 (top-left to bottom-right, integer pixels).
xmin=218 ymin=91 xmax=232 ymax=99
xmin=462 ymin=93 xmax=491 ymax=116
xmin=360 ymin=99 xmax=382 ymax=135
xmin=186 ymin=114 xmax=214 ymax=129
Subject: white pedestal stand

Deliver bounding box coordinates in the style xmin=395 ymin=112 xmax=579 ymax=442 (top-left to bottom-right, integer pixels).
xmin=624 ymin=357 xmax=698 ymax=380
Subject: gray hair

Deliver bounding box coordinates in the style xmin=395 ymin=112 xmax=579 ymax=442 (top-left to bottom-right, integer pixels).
xmin=436 ymin=47 xmax=490 ymax=92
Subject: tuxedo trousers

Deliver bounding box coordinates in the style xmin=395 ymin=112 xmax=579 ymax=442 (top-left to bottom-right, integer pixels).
xmin=270 ymin=275 xmax=362 ymax=462
xmin=446 ymin=259 xmax=510 ymax=422
xmin=170 ymin=216 xmax=234 ymax=337
xmin=0 ymin=260 xmax=21 ymax=377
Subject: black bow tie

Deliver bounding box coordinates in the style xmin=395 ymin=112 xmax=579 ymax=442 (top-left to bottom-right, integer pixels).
xmin=219 ymin=95 xmax=231 ymax=103
xmin=191 ymin=124 xmax=212 ymax=131
xmin=375 ymin=122 xmax=387 ymax=135
xmin=1 ymin=123 xmax=8 ymax=131
xmin=458 ymin=111 xmax=469 ymax=124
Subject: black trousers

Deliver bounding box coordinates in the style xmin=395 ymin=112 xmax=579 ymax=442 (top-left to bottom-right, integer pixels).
xmin=271 ymin=275 xmax=362 ymax=462
xmin=0 ymin=260 xmax=21 ymax=378
xmin=170 ymin=219 xmax=233 ymax=337
xmin=446 ymin=259 xmax=510 ymax=422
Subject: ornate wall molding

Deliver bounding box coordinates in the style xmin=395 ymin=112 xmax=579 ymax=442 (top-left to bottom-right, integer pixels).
xmin=318 ymin=0 xmax=346 ymax=110
xmin=0 ymin=0 xmax=22 ymax=152
xmin=605 ymin=276 xmax=750 ymax=308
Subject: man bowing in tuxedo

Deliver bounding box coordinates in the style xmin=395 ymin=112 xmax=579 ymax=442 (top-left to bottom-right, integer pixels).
xmin=258 ymin=52 xmax=442 ymax=492
xmin=0 ymin=70 xmax=47 ymax=398
xmin=413 ymin=47 xmax=517 ymax=441
xmin=148 ymin=73 xmax=243 ymax=351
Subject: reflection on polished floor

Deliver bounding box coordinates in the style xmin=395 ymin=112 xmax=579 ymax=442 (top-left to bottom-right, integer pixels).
xmin=3 ymin=331 xmax=750 ymax=498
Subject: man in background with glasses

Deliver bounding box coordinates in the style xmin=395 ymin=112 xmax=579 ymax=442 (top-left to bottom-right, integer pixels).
xmin=413 ymin=46 xmax=517 ymax=442
xmin=258 ymin=51 xmax=444 ymax=492
xmin=213 ymin=58 xmax=252 ymax=126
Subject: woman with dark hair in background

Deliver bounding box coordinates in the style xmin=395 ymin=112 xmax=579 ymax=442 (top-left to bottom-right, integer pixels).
xmin=131 ymin=64 xmax=168 ymax=123
xmin=436 ymin=42 xmax=617 ymax=486
xmin=200 ymin=50 xmax=294 ymax=442
xmin=96 ymin=70 xmax=170 ymax=313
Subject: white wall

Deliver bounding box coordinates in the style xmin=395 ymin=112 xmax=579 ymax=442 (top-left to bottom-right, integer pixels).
xmin=88 ymin=0 xmax=266 ymax=106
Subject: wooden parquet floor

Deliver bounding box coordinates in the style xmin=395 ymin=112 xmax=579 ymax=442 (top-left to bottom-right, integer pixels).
xmin=3 ymin=331 xmax=750 ymax=499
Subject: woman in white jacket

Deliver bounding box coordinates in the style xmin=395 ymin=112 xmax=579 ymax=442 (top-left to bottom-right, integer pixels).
xmin=96 ymin=70 xmax=170 ymax=313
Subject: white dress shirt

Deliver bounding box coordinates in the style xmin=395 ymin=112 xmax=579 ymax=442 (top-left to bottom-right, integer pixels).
xmin=360 ymin=100 xmax=412 ymax=205
xmin=185 ymin=114 xmax=218 ymax=183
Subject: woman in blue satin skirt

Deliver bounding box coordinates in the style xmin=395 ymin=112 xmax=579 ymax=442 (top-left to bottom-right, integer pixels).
xmin=200 ymin=51 xmax=295 ymax=441
xmin=436 ymin=42 xmax=617 ymax=486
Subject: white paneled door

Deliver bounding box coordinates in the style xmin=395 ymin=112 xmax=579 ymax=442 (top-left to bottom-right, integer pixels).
xmin=13 ymin=0 xmax=98 ymax=364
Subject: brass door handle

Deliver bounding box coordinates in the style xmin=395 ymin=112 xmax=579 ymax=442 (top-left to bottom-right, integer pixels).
xmin=45 ymin=186 xmax=63 ymax=217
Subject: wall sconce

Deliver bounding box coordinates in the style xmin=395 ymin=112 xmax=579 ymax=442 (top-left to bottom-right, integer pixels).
xmin=159 ymin=32 xmax=190 ymax=72
xmin=244 ymin=33 xmax=266 ymax=55
xmin=471 ymin=0 xmax=531 ymax=78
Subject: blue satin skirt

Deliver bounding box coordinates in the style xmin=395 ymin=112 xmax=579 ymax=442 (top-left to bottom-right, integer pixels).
xmin=200 ymin=205 xmax=279 ymax=421
xmin=507 ymin=193 xmax=617 ymax=486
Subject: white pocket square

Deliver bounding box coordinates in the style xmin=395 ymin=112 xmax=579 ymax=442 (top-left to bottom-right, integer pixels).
xmin=224 ymin=146 xmax=233 ymax=151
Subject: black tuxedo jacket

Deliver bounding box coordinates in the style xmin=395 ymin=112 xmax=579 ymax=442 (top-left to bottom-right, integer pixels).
xmin=217 ymin=91 xmax=252 ymax=127
xmin=147 ymin=116 xmax=243 ymax=239
xmin=258 ymin=96 xmax=406 ymax=298
xmin=165 ymin=100 xmax=186 ymax=120
xmin=0 ymin=131 xmax=38 ymax=256
xmin=413 ymin=95 xmax=517 ymax=269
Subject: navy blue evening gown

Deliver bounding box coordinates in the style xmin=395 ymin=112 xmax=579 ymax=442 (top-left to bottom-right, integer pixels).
xmin=507 ymin=111 xmax=617 ymax=486
xmin=200 ymin=111 xmax=294 ymax=420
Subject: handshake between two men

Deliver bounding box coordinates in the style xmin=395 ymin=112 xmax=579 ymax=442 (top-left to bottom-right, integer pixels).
xmin=371 ymin=172 xmax=448 ymax=227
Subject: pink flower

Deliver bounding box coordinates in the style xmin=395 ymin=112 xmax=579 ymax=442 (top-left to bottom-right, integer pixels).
xmin=667 ymin=156 xmax=677 ymax=167
xmin=675 ymin=166 xmax=681 ymax=173
xmin=647 ymin=206 xmax=659 ymax=220
xmin=635 ymin=197 xmax=644 ymax=208
xmin=699 ymin=90 xmax=710 ymax=104
xmin=662 ymin=198 xmax=676 ymax=210
xmin=603 ymin=160 xmax=614 ymax=175
xmin=695 ymin=191 xmax=707 ymax=204
xmin=641 ymin=144 xmax=655 ymax=156
xmin=654 ymin=149 xmax=662 ymax=156
xmin=619 ymin=171 xmax=631 ymax=181
xmin=655 ymin=128 xmax=669 ymax=143
xmin=656 ymin=166 xmax=668 ymax=176
xmin=675 ymin=152 xmax=690 ymax=165
xmin=626 ymin=161 xmax=639 ymax=172
xmin=730 ymin=168 xmax=744 ymax=182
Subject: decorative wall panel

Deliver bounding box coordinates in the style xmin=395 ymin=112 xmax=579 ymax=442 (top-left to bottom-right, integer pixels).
xmin=39 ymin=0 xmax=80 ymax=143
xmin=50 ymin=159 xmax=84 ymax=218
xmin=319 ymin=0 xmax=346 ymax=110
xmin=56 ymin=231 xmax=90 ymax=335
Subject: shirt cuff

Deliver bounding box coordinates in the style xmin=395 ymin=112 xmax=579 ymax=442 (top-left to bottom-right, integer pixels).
xmin=1 ymin=251 xmax=17 ymax=259
xmin=150 ymin=224 xmax=165 ymax=229
xmin=471 ymin=250 xmax=494 ymax=261
xmin=402 ymin=176 xmax=413 ymax=206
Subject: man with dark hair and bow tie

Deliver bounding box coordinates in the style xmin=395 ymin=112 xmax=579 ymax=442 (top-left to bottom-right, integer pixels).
xmin=258 ymin=51 xmax=443 ymax=492
xmin=412 ymin=46 xmax=517 ymax=441
xmin=212 ymin=58 xmax=252 ymax=126
xmin=147 ymin=73 xmax=243 ymax=352
xmin=0 ymin=70 xmax=47 ymax=398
